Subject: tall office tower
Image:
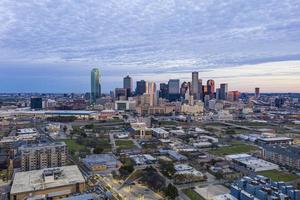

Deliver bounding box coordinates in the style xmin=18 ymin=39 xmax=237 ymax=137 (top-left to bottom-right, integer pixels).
xmin=216 ymin=88 xmax=221 ymax=100
xmin=159 ymin=83 xmax=169 ymax=99
xmin=91 ymin=68 xmax=100 ymax=104
xmin=168 ymin=79 xmax=180 ymax=94
xmin=19 ymin=142 xmax=67 ymax=171
xmin=220 ymin=83 xmax=228 ymax=100
xmin=146 ymin=81 xmax=157 ymax=106
xmin=198 ymin=79 xmax=203 ymax=101
xmin=136 ymin=80 xmax=147 ymax=95
xmin=255 ymin=87 xmax=260 ymax=99
xmin=180 ymin=82 xmax=191 ymax=97
xmin=207 ymin=79 xmax=215 ymax=99
xmin=115 ymin=88 xmax=127 ymax=100
xmin=192 ymin=72 xmax=199 ymax=100
xmin=30 ymin=97 xmax=43 ymax=110
xmin=123 ymin=75 xmax=133 ymax=97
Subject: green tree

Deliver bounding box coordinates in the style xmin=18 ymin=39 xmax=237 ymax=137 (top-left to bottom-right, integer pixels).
xmin=164 ymin=183 xmax=178 ymax=199
xmin=94 ymin=146 xmax=104 ymax=154
xmin=159 ymin=160 xmax=175 ymax=178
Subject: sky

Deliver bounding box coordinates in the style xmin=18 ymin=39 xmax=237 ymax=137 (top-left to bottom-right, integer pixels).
xmin=0 ymin=0 xmax=300 ymax=93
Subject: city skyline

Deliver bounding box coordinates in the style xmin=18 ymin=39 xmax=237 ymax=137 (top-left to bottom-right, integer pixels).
xmin=0 ymin=1 xmax=300 ymax=93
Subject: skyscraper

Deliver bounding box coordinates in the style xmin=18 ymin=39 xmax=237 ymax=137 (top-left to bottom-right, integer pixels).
xmin=90 ymin=68 xmax=100 ymax=104
xmin=136 ymin=80 xmax=147 ymax=95
xmin=207 ymin=79 xmax=215 ymax=99
xmin=159 ymin=83 xmax=169 ymax=99
xmin=168 ymin=79 xmax=180 ymax=94
xmin=192 ymin=72 xmax=199 ymax=100
xmin=198 ymin=79 xmax=203 ymax=100
xmin=220 ymin=83 xmax=228 ymax=100
xmin=146 ymin=81 xmax=157 ymax=106
xmin=123 ymin=75 xmax=133 ymax=97
xmin=255 ymin=87 xmax=260 ymax=99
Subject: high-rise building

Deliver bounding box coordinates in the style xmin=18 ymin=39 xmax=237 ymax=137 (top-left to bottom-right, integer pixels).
xmin=146 ymin=81 xmax=157 ymax=106
xmin=198 ymin=79 xmax=203 ymax=101
xmin=115 ymin=88 xmax=127 ymax=100
xmin=192 ymin=72 xmax=199 ymax=100
xmin=159 ymin=83 xmax=169 ymax=99
xmin=219 ymin=83 xmax=228 ymax=100
xmin=227 ymin=91 xmax=241 ymax=101
xmin=90 ymin=68 xmax=100 ymax=104
xmin=207 ymin=80 xmax=215 ymax=99
xmin=180 ymin=82 xmax=191 ymax=97
xmin=19 ymin=142 xmax=67 ymax=171
xmin=216 ymin=88 xmax=221 ymax=100
xmin=255 ymin=87 xmax=260 ymax=99
xmin=123 ymin=75 xmax=133 ymax=97
xmin=30 ymin=97 xmax=43 ymax=110
xmin=136 ymin=80 xmax=147 ymax=95
xmin=168 ymin=79 xmax=180 ymax=94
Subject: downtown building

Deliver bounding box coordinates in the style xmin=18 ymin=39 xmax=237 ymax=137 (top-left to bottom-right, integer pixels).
xmin=19 ymin=141 xmax=67 ymax=171
xmin=90 ymin=68 xmax=101 ymax=104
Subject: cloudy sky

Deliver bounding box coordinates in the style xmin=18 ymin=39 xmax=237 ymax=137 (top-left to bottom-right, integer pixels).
xmin=0 ymin=0 xmax=300 ymax=93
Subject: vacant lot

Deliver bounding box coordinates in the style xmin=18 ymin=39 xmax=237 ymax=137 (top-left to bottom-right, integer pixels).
xmin=115 ymin=139 xmax=136 ymax=149
xmin=258 ymin=170 xmax=299 ymax=182
xmin=209 ymin=141 xmax=257 ymax=156
xmin=182 ymin=188 xmax=205 ymax=200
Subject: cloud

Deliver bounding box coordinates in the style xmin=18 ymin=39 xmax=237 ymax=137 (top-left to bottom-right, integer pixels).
xmin=0 ymin=0 xmax=299 ymax=92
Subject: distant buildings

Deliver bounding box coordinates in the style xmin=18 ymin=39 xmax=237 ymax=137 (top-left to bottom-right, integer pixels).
xmin=207 ymin=79 xmax=215 ymax=99
xmin=255 ymin=87 xmax=260 ymax=99
xmin=123 ymin=75 xmax=132 ymax=97
xmin=159 ymin=83 xmax=169 ymax=99
xmin=90 ymin=68 xmax=101 ymax=104
xmin=220 ymin=83 xmax=228 ymax=100
xmin=168 ymin=79 xmax=180 ymax=101
xmin=30 ymin=97 xmax=43 ymax=110
xmin=115 ymin=88 xmax=127 ymax=100
xmin=10 ymin=165 xmax=85 ymax=200
xmin=192 ymin=72 xmax=199 ymax=100
xmin=136 ymin=80 xmax=147 ymax=95
xmin=19 ymin=142 xmax=67 ymax=171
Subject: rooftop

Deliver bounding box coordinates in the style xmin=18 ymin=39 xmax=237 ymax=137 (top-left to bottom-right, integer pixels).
xmin=11 ymin=165 xmax=85 ymax=194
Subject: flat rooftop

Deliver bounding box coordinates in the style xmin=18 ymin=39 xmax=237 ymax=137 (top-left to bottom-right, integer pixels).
xmin=11 ymin=165 xmax=85 ymax=194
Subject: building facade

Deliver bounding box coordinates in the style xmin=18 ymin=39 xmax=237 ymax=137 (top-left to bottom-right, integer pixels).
xmin=19 ymin=142 xmax=67 ymax=171
xmin=90 ymin=68 xmax=101 ymax=104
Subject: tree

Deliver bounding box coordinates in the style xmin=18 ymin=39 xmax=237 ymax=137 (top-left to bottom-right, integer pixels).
xmin=94 ymin=146 xmax=104 ymax=154
xmin=164 ymin=183 xmax=178 ymax=199
xmin=159 ymin=160 xmax=175 ymax=178
xmin=63 ymin=125 xmax=67 ymax=133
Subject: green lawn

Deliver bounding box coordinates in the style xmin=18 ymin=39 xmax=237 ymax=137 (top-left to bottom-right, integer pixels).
xmin=209 ymin=141 xmax=257 ymax=156
xmin=115 ymin=139 xmax=136 ymax=149
xmin=258 ymin=170 xmax=299 ymax=182
xmin=63 ymin=139 xmax=88 ymax=154
xmin=182 ymin=188 xmax=205 ymax=200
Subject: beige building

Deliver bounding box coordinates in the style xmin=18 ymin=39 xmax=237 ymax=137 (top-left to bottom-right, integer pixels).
xmin=10 ymin=165 xmax=85 ymax=200
xmin=19 ymin=142 xmax=67 ymax=171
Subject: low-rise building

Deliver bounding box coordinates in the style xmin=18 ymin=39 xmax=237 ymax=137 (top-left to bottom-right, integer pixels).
xmin=230 ymin=175 xmax=300 ymax=200
xmin=130 ymin=122 xmax=152 ymax=139
xmin=256 ymin=137 xmax=293 ymax=145
xmin=82 ymin=153 xmax=121 ymax=172
xmin=226 ymin=154 xmax=279 ymax=175
xmin=10 ymin=165 xmax=85 ymax=200
xmin=262 ymin=145 xmax=300 ymax=170
xmin=151 ymin=128 xmax=169 ymax=138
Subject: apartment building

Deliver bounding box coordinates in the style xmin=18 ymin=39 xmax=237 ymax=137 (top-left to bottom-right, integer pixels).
xmin=19 ymin=141 xmax=67 ymax=171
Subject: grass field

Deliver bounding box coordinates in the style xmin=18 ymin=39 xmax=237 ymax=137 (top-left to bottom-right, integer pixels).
xmin=182 ymin=188 xmax=205 ymax=200
xmin=209 ymin=141 xmax=257 ymax=156
xmin=258 ymin=170 xmax=299 ymax=182
xmin=115 ymin=139 xmax=136 ymax=149
xmin=63 ymin=139 xmax=89 ymax=154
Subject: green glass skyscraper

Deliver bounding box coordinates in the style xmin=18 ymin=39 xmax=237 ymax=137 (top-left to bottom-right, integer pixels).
xmin=91 ymin=68 xmax=101 ymax=104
